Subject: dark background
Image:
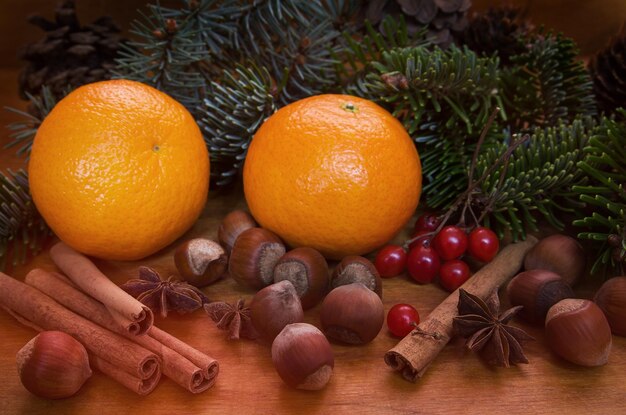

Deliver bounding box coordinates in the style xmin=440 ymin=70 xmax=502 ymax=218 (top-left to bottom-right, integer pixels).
xmin=1 ymin=0 xmax=625 ymax=69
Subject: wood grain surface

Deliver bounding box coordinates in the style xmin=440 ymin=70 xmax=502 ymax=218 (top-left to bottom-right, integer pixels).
xmin=1 ymin=1 xmax=626 ymax=410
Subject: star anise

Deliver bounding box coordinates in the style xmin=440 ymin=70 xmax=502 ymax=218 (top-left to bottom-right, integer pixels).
xmin=204 ymin=299 xmax=258 ymax=340
xmin=453 ymin=289 xmax=534 ymax=367
xmin=121 ymin=266 xmax=208 ymax=318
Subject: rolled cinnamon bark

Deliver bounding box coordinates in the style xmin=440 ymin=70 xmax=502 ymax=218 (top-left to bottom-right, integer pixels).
xmin=384 ymin=237 xmax=538 ymax=382
xmin=49 ymin=242 xmax=153 ymax=335
xmin=0 ymin=272 xmax=160 ymax=383
xmin=25 ymin=269 xmax=218 ymax=393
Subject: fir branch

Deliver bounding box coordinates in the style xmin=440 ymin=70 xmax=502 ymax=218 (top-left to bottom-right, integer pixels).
xmin=473 ymin=116 xmax=596 ymax=241
xmin=573 ymin=111 xmax=626 ymax=276
xmin=114 ymin=3 xmax=211 ymax=114
xmin=199 ymin=63 xmax=278 ymax=185
xmin=4 ymin=86 xmax=62 ymax=158
xmin=0 ymin=169 xmax=51 ymax=271
xmin=501 ymin=30 xmax=597 ymax=129
xmin=347 ymin=45 xmax=504 ymax=208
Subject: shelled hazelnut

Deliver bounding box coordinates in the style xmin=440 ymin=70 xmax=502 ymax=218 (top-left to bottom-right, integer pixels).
xmin=506 ymin=269 xmax=574 ymax=324
xmin=273 ymin=247 xmax=330 ymax=309
xmin=330 ymin=256 xmax=383 ymax=298
xmin=545 ymin=299 xmax=612 ymax=367
xmin=174 ymin=238 xmax=227 ymax=287
xmin=524 ymin=234 xmax=586 ymax=286
xmin=229 ymin=227 xmax=286 ymax=290
xmin=271 ymin=323 xmax=334 ymax=390
xmin=16 ymin=331 xmax=92 ymax=399
xmin=594 ymin=276 xmax=626 ymax=336
xmin=320 ymin=283 xmax=384 ymax=345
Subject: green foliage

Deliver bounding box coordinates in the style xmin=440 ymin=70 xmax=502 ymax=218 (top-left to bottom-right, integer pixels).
xmin=573 ymin=111 xmax=626 ymax=276
xmin=198 ymin=63 xmax=277 ymax=185
xmin=500 ymin=31 xmax=597 ymax=129
xmin=346 ymin=45 xmax=504 ymax=208
xmin=0 ymin=170 xmax=51 ymax=271
xmin=4 ymin=86 xmax=61 ymax=158
xmin=473 ymin=116 xmax=596 ymax=241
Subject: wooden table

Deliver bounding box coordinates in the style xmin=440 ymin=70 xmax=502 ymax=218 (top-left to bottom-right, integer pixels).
xmin=0 ymin=67 xmax=625 ymax=415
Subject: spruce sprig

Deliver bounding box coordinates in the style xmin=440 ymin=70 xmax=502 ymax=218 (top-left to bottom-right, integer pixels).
xmin=0 ymin=169 xmax=51 ymax=271
xmin=474 ymin=116 xmax=596 ymax=240
xmin=4 ymin=86 xmax=61 ymax=158
xmin=198 ymin=63 xmax=278 ymax=185
xmin=501 ymin=30 xmax=597 ymax=129
xmin=573 ymin=111 xmax=626 ymax=275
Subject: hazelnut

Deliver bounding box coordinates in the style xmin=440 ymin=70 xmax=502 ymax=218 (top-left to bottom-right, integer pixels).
xmin=273 ymin=247 xmax=330 ymax=309
xmin=524 ymin=234 xmax=586 ymax=286
xmin=545 ymin=299 xmax=612 ymax=367
xmin=174 ymin=238 xmax=228 ymax=287
xmin=249 ymin=280 xmax=304 ymax=342
xmin=218 ymin=210 xmax=257 ymax=254
xmin=271 ymin=323 xmax=334 ymax=390
xmin=594 ymin=276 xmax=626 ymax=336
xmin=16 ymin=331 xmax=92 ymax=399
xmin=229 ymin=227 xmax=286 ymax=290
xmin=320 ymin=283 xmax=384 ymax=345
xmin=506 ymin=269 xmax=574 ymax=324
xmin=330 ymin=256 xmax=382 ymax=298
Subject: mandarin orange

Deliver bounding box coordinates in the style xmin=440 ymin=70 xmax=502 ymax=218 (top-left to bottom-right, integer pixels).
xmin=243 ymin=94 xmax=421 ymax=259
xmin=28 ymin=79 xmax=210 ymax=261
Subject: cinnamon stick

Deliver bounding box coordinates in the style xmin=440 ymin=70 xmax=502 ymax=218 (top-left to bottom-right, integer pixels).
xmin=384 ymin=237 xmax=538 ymax=382
xmin=25 ymin=269 xmax=218 ymax=393
xmin=0 ymin=272 xmax=161 ymax=387
xmin=49 ymin=242 xmax=153 ymax=335
xmin=2 ymin=305 xmax=160 ymax=396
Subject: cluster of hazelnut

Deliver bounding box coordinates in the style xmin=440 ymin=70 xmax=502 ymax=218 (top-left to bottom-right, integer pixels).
xmin=175 ymin=210 xmax=386 ymax=390
xmin=506 ymin=234 xmax=625 ymax=367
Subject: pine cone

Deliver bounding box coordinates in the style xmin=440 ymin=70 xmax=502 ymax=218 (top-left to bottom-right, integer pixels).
xmin=458 ymin=6 xmax=533 ymax=66
xmin=18 ymin=0 xmax=125 ymax=101
xmin=363 ymin=0 xmax=472 ymax=47
xmin=589 ymin=28 xmax=626 ymax=115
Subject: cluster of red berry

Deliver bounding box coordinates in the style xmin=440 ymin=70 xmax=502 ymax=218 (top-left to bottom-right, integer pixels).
xmin=374 ymin=213 xmax=500 ymax=292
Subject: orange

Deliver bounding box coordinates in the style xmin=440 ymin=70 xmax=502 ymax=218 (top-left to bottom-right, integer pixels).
xmin=28 ymin=79 xmax=210 ymax=261
xmin=243 ymin=94 xmax=421 ymax=259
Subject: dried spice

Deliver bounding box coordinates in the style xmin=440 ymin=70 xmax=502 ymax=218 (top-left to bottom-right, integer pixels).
xmin=453 ymin=289 xmax=533 ymax=367
xmin=204 ymin=299 xmax=258 ymax=340
xmin=121 ymin=266 xmax=208 ymax=318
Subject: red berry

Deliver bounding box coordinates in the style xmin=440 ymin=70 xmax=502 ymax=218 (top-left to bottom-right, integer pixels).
xmin=414 ymin=213 xmax=440 ymax=232
xmin=433 ymin=226 xmax=468 ymax=260
xmin=408 ymin=229 xmax=431 ymax=250
xmin=387 ymin=303 xmax=420 ymax=338
xmin=374 ymin=245 xmax=407 ymax=278
xmin=407 ymin=245 xmax=441 ymax=284
xmin=439 ymin=259 xmax=471 ymax=292
xmin=468 ymin=227 xmax=500 ymax=262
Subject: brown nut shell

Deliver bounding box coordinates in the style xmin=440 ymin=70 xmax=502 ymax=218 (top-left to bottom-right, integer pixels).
xmin=320 ymin=283 xmax=384 ymax=345
xmin=249 ymin=280 xmax=304 ymax=342
xmin=594 ymin=276 xmax=626 ymax=336
xmin=330 ymin=256 xmax=382 ymax=298
xmin=174 ymin=238 xmax=228 ymax=287
xmin=545 ymin=299 xmax=612 ymax=367
xmin=16 ymin=331 xmax=92 ymax=399
xmin=524 ymin=234 xmax=586 ymax=286
xmin=273 ymin=247 xmax=329 ymax=309
xmin=218 ymin=210 xmax=257 ymax=254
xmin=271 ymin=323 xmax=334 ymax=390
xmin=229 ymin=227 xmax=286 ymax=290
xmin=506 ymin=269 xmax=574 ymax=324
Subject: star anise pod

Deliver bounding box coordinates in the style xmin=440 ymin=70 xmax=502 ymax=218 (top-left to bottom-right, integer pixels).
xmin=121 ymin=266 xmax=208 ymax=318
xmin=453 ymin=289 xmax=534 ymax=367
xmin=204 ymin=299 xmax=258 ymax=340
